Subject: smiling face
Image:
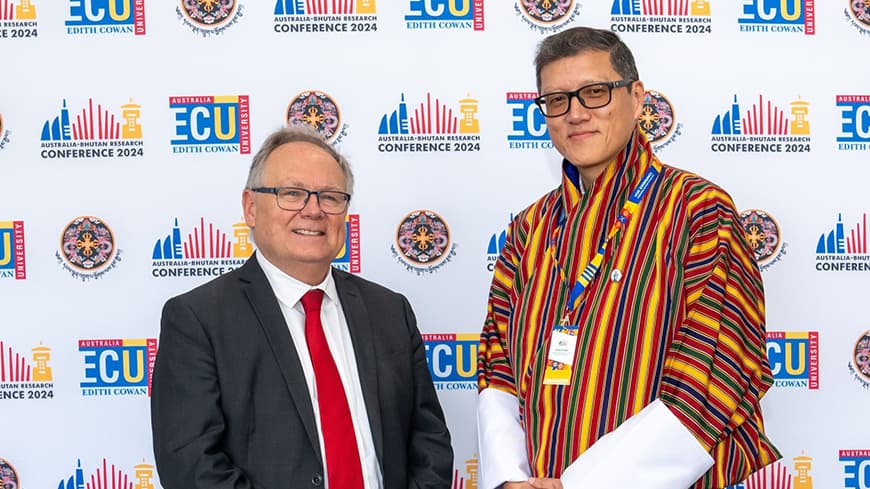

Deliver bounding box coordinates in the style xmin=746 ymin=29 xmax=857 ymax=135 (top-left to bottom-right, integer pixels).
xmin=243 ymin=141 xmax=348 ymax=285
xmin=540 ymin=49 xmax=645 ymax=187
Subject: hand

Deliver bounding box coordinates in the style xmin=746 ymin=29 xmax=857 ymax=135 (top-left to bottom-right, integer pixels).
xmin=527 ymin=477 xmax=563 ymax=489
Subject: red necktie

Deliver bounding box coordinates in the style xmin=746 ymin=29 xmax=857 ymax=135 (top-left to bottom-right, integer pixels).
xmin=300 ymin=289 xmax=364 ymax=489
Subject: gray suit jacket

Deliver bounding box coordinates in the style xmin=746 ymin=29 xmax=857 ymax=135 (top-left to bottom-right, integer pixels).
xmin=150 ymin=256 xmax=452 ymax=489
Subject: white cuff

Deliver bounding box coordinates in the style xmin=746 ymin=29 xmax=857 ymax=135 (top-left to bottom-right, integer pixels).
xmin=560 ymin=398 xmax=714 ymax=489
xmin=477 ymin=388 xmax=531 ymax=489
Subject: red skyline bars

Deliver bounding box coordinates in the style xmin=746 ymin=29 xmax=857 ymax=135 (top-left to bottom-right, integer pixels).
xmin=183 ymin=218 xmax=233 ymax=259
xmin=643 ymin=0 xmax=693 ymax=16
xmin=306 ymin=0 xmax=355 ymax=14
xmin=846 ymin=213 xmax=867 ymax=254
xmin=410 ymin=93 xmax=458 ymax=134
xmin=86 ymin=459 xmax=134 ymax=489
xmin=0 ymin=341 xmax=32 ymax=382
xmin=742 ymin=462 xmax=792 ymax=489
xmin=0 ymin=0 xmax=14 ymax=20
xmin=72 ymin=99 xmax=122 ymax=140
xmin=742 ymin=95 xmax=790 ymax=135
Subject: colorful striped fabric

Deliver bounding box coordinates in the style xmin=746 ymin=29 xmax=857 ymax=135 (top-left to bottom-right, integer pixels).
xmin=478 ymin=130 xmax=780 ymax=488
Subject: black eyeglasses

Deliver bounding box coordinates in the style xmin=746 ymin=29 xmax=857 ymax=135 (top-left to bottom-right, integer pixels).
xmin=534 ymin=79 xmax=636 ymax=117
xmin=251 ymin=187 xmax=351 ymax=214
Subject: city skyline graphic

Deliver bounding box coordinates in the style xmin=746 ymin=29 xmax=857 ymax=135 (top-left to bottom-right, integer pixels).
xmin=0 ymin=0 xmax=35 ymax=19
xmin=610 ymin=0 xmax=709 ymax=16
xmin=379 ymin=93 xmax=479 ymax=135
xmin=274 ymin=0 xmax=375 ymax=14
xmin=41 ymin=99 xmax=142 ymax=141
xmin=816 ymin=213 xmax=867 ymax=254
xmin=712 ymin=95 xmax=810 ymax=136
xmin=57 ymin=459 xmax=155 ymax=489
xmin=152 ymin=218 xmax=253 ymax=260
xmin=0 ymin=341 xmax=51 ymax=382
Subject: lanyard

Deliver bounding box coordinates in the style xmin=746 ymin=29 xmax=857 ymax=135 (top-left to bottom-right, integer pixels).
xmin=546 ymin=159 xmax=662 ymax=325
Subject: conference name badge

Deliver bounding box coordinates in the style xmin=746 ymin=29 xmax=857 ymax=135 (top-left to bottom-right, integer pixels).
xmin=543 ymin=324 xmax=578 ymax=385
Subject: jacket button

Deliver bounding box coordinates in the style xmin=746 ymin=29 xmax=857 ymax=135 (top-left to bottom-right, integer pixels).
xmin=311 ymin=474 xmax=323 ymax=486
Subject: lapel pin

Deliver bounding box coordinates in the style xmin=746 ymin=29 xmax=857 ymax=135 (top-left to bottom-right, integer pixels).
xmin=610 ymin=269 xmax=623 ymax=282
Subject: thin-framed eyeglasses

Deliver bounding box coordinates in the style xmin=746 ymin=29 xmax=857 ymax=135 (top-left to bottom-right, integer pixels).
xmin=534 ymin=79 xmax=636 ymax=117
xmin=250 ymin=186 xmax=351 ymax=214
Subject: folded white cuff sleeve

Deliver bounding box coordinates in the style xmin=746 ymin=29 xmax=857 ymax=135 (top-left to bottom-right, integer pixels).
xmin=560 ymin=398 xmax=714 ymax=489
xmin=477 ymin=388 xmax=531 ymax=489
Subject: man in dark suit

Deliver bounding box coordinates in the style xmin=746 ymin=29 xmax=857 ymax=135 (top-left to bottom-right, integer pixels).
xmin=150 ymin=125 xmax=453 ymax=489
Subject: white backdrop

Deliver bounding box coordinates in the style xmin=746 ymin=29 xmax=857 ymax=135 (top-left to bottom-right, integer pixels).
xmin=2 ymin=1 xmax=870 ymax=488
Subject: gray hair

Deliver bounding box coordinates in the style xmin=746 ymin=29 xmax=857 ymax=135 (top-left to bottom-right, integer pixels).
xmin=245 ymin=124 xmax=354 ymax=194
xmin=534 ymin=27 xmax=640 ymax=92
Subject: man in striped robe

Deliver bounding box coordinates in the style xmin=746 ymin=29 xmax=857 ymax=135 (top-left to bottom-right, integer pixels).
xmin=477 ymin=27 xmax=780 ymax=489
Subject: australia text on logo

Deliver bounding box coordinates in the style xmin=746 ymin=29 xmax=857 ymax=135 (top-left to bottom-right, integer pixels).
xmin=516 ymin=0 xmax=580 ymax=33
xmin=57 ymin=216 xmax=122 ymax=281
xmin=815 ymin=212 xmax=870 ymax=272
xmin=177 ymin=0 xmax=243 ymax=36
xmin=66 ymin=0 xmax=145 ymax=35
xmin=392 ymin=210 xmax=458 ymax=274
xmin=40 ymin=98 xmax=144 ymax=159
xmin=0 ymin=0 xmax=38 ymax=39
xmin=0 ymin=341 xmax=54 ymax=400
xmin=0 ymin=220 xmax=26 ymax=280
xmin=710 ymin=94 xmax=811 ymax=153
xmin=377 ymin=93 xmax=481 ymax=152
xmin=837 ymin=95 xmax=870 ymax=151
xmin=423 ymin=333 xmax=477 ymax=390
xmin=332 ymin=214 xmax=361 ymax=274
xmin=405 ymin=0 xmax=484 ymax=30
xmin=766 ymin=331 xmax=819 ymax=389
xmin=840 ymin=449 xmax=870 ymax=488
xmin=170 ymin=95 xmax=251 ymax=154
xmin=507 ymin=92 xmax=551 ymax=149
xmin=273 ymin=0 xmax=377 ymax=33
xmin=80 ymin=338 xmax=157 ymax=396
xmin=610 ymin=0 xmax=711 ymax=34
xmin=152 ymin=217 xmax=253 ymax=278
xmin=737 ymin=0 xmax=814 ymax=34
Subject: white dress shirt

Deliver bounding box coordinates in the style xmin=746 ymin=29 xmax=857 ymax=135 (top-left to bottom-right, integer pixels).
xmin=477 ymin=388 xmax=714 ymax=489
xmin=258 ymin=253 xmax=383 ymax=489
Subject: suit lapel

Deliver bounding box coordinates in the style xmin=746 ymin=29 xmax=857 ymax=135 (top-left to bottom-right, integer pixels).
xmin=333 ymin=269 xmax=384 ymax=464
xmin=238 ymin=257 xmax=322 ymax=465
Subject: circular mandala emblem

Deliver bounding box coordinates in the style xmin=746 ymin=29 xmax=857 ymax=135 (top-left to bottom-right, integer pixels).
xmin=0 ymin=458 xmax=19 ymax=489
xmin=396 ymin=210 xmax=451 ymax=265
xmin=0 ymin=112 xmax=4 ymax=135
xmin=639 ymin=90 xmax=675 ymax=144
xmin=849 ymin=0 xmax=870 ymax=27
xmin=853 ymin=330 xmax=870 ymax=382
xmin=180 ymin=0 xmax=238 ymax=28
xmin=740 ymin=209 xmax=781 ymax=264
xmin=518 ymin=0 xmax=575 ymax=25
xmin=60 ymin=216 xmax=116 ymax=271
xmin=286 ymin=91 xmax=342 ymax=142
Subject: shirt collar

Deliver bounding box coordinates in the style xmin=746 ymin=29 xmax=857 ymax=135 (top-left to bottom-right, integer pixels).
xmin=256 ymin=252 xmax=339 ymax=309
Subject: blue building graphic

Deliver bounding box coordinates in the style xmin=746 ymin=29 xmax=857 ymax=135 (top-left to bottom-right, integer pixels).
xmin=41 ymin=100 xmax=72 ymax=141
xmin=153 ymin=218 xmax=184 ymax=260
xmin=378 ymin=94 xmax=410 ymax=135
xmin=57 ymin=460 xmax=85 ymax=489
xmin=712 ymin=95 xmax=742 ymax=135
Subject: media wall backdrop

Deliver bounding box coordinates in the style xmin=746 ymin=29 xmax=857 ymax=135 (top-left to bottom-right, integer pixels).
xmin=2 ymin=1 xmax=870 ymax=488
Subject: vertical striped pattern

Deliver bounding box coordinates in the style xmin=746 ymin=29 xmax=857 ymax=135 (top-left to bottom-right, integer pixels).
xmin=478 ymin=130 xmax=780 ymax=487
